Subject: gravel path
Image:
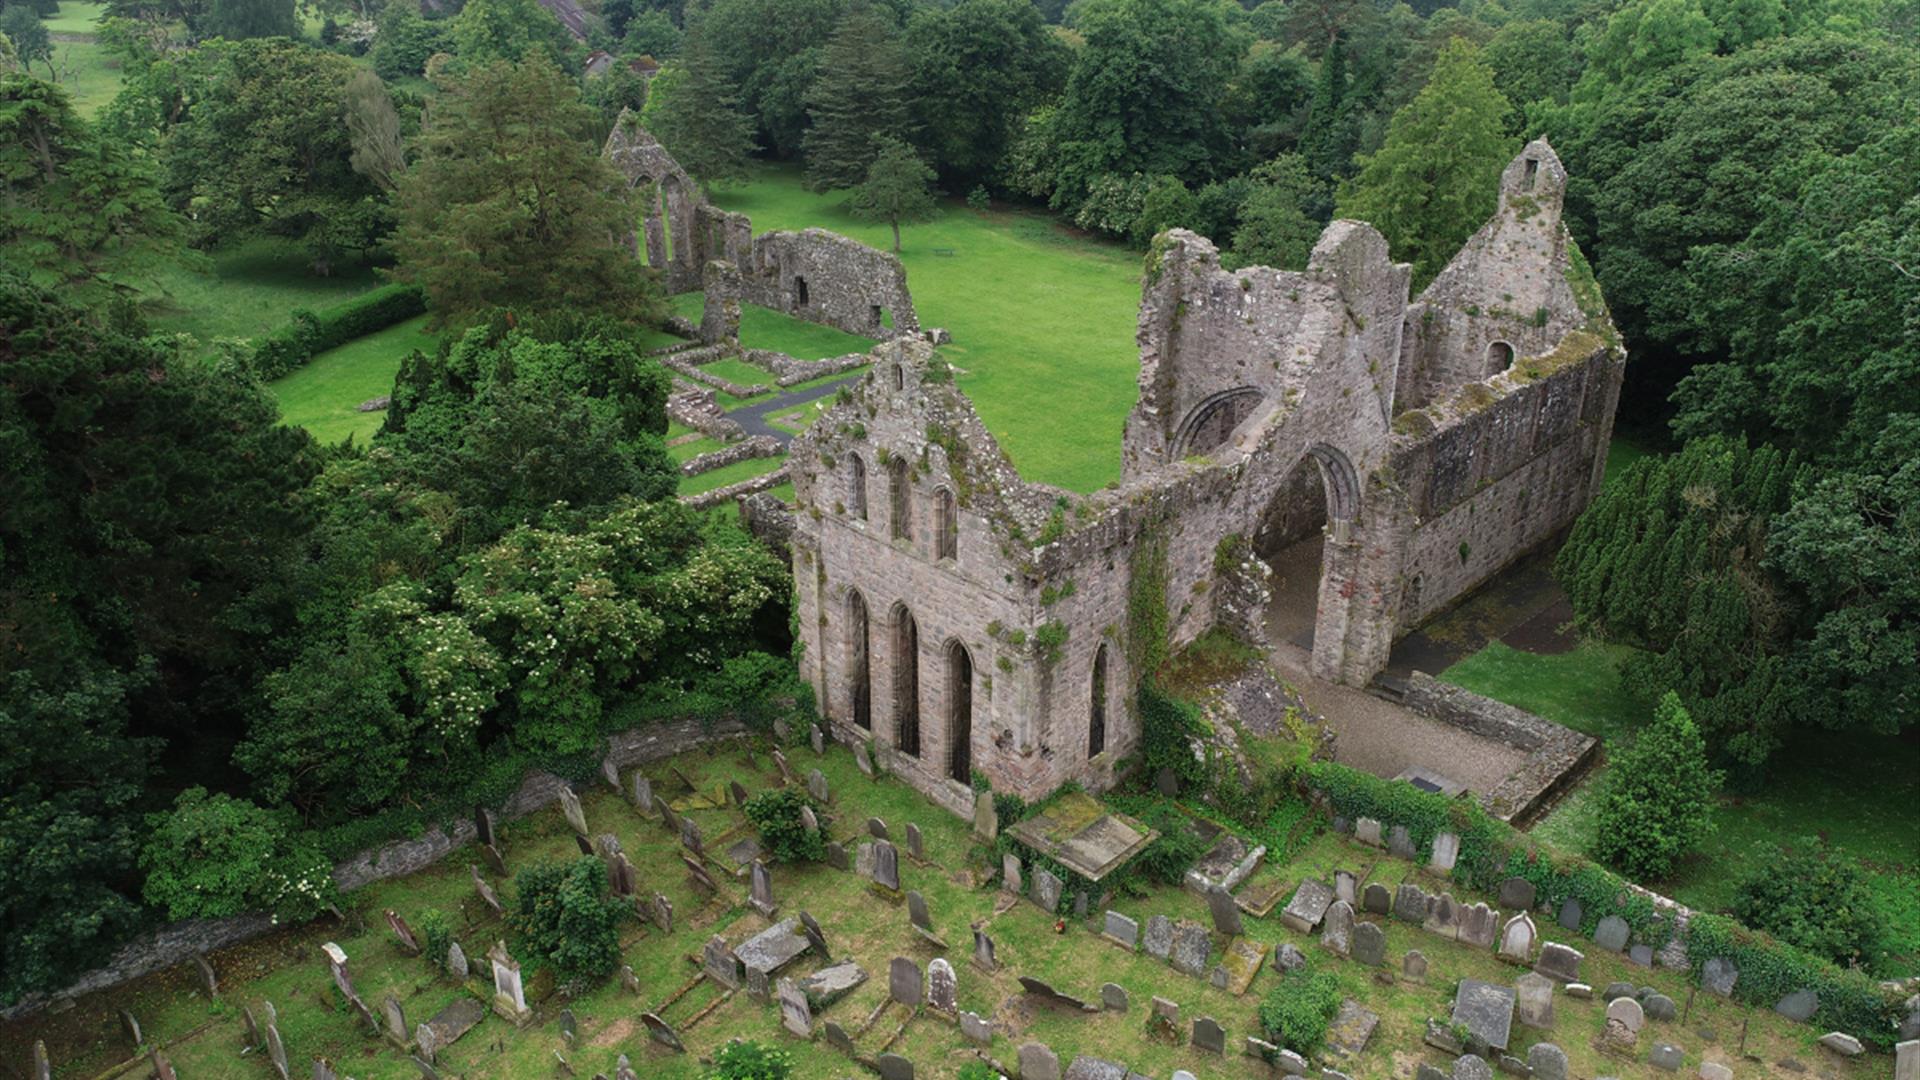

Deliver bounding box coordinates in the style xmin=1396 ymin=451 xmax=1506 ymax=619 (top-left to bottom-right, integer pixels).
xmin=725 ymin=373 xmax=864 ymax=443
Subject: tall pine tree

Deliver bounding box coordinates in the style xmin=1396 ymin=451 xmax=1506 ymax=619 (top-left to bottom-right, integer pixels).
xmin=802 ymin=0 xmax=912 ymax=191
xmin=640 ymin=4 xmax=756 ymax=194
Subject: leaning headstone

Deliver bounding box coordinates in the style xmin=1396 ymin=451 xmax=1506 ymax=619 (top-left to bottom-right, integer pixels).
xmin=1171 ymin=920 xmax=1211 ymax=976
xmin=682 ymin=854 xmax=720 ymax=893
xmin=1194 ymin=1017 xmax=1227 ymax=1053
xmin=806 ymin=769 xmax=830 ymax=803
xmin=1594 ymin=915 xmax=1631 ymax=952
xmin=854 ymin=743 xmax=874 ymax=776
xmin=1334 ymin=870 xmax=1358 ymax=905
xmin=1321 ymin=900 xmax=1354 ymax=956
xmin=772 ymin=750 xmax=796 ymax=785
xmin=1430 ymin=832 xmax=1460 ymax=874
xmin=1498 ymin=877 xmax=1537 ymax=911
xmin=1498 ymin=912 xmax=1537 ymax=963
xmin=961 ymin=1010 xmax=993 ymax=1045
xmin=799 ymin=805 xmax=820 ymax=835
xmin=241 ymin=1007 xmax=261 ymax=1051
xmin=679 ymin=815 xmax=704 ymax=857
xmin=1103 ymin=910 xmax=1140 ymax=949
xmin=474 ymin=804 xmax=496 ymax=847
xmin=1280 ymin=879 xmax=1335 ymax=933
xmin=1279 ymin=1049 xmax=1311 ymax=1076
xmin=974 ymin=791 xmax=998 ymax=840
xmin=119 ymin=1008 xmax=143 ymax=1047
xmin=876 ymin=1055 xmax=913 ymax=1080
xmin=1387 ymin=825 xmax=1416 ymax=860
xmin=600 ymin=756 xmax=619 ymax=790
xmin=1701 ymin=958 xmax=1738 ymax=997
xmin=824 ymin=1020 xmax=856 ymax=1054
xmin=32 ymin=1040 xmax=50 ymax=1080
xmin=1002 ymin=853 xmax=1023 ymax=895
xmin=1534 ymin=941 xmax=1584 ymax=983
xmin=558 ymin=786 xmax=588 ymax=837
xmin=810 ymin=725 xmax=825 ymax=754
xmin=323 ymin=942 xmax=355 ymax=1001
xmin=471 ymin=865 xmax=503 ymax=914
xmin=889 ymin=956 xmax=922 ymax=1006
xmin=905 ymin=822 xmax=924 ymax=861
xmin=1774 ymin=989 xmax=1818 ymax=1022
xmin=1102 ymin=983 xmax=1129 ymax=1012
xmin=446 ymin=941 xmax=468 ymax=980
xmin=702 ymin=936 xmax=742 ymax=989
xmin=192 ymin=953 xmax=218 ymax=998
xmin=1144 ymin=915 xmax=1174 ymax=961
xmin=868 ymin=816 xmax=889 ymax=839
xmin=1516 ymin=972 xmax=1556 ymax=1028
xmin=1352 ymin=921 xmax=1386 ymax=967
xmin=1394 ymin=883 xmax=1430 ymax=924
xmin=1207 ymin=884 xmax=1244 ymax=935
xmin=265 ymin=1022 xmax=290 ymax=1079
xmin=1362 ymin=883 xmax=1392 ymax=915
xmin=729 ymin=779 xmax=750 ymax=807
xmin=1019 ymin=1042 xmax=1062 ymax=1080
xmin=1275 ymin=942 xmax=1308 ymax=971
xmin=386 ymin=909 xmax=421 ymax=954
xmin=641 ymin=1013 xmax=684 ymax=1052
xmin=777 ymin=977 xmax=812 ymax=1036
xmin=927 ymin=958 xmax=957 ymax=1012
xmin=1527 ymin=1042 xmax=1569 ymax=1080
xmin=620 ymin=965 xmax=639 ymax=995
xmin=1031 ymin=867 xmax=1064 ymax=913
xmin=799 ymin=910 xmax=830 ymax=958
xmin=479 ymin=842 xmax=508 ymax=877
xmin=972 ymin=926 xmax=998 ymax=971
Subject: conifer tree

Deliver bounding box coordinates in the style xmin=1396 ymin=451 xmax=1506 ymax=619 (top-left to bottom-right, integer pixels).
xmin=641 ymin=4 xmax=755 ymax=195
xmin=802 ymin=0 xmax=912 ymax=191
xmin=1335 ymin=38 xmax=1512 ymax=284
xmin=849 ymin=135 xmax=937 ymax=251
xmin=1591 ymin=693 xmax=1722 ymax=880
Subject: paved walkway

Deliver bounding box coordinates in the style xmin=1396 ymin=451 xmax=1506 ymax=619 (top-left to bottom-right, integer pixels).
xmin=723 ymin=373 xmax=864 ymax=443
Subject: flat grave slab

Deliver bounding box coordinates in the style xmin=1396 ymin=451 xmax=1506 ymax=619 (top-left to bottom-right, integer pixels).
xmin=736 ymin=918 xmax=809 ymax=977
xmin=1325 ymin=999 xmax=1380 ymax=1062
xmin=421 ymin=997 xmax=485 ymax=1048
xmin=1216 ymin=937 xmax=1267 ymax=996
xmin=1064 ymin=1057 xmax=1131 ymax=1080
xmin=1453 ymin=979 xmax=1518 ymax=1052
xmin=1006 ymin=791 xmax=1158 ymax=882
xmin=797 ymin=960 xmax=868 ymax=1009
xmin=1234 ymin=876 xmax=1291 ymax=918
xmin=1279 ymin=879 xmax=1335 ymax=933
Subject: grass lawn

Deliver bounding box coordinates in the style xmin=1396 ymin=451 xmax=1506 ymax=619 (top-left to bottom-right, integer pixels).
xmin=710 ymin=168 xmax=1143 ymax=492
xmin=678 ymin=454 xmax=784 ymax=496
xmin=46 ymin=0 xmax=109 ymax=32
xmin=699 ymin=357 xmax=779 ymax=394
xmin=668 ymin=436 xmax=729 ymax=464
xmin=270 ymin=315 xmax=439 ymax=445
xmin=672 ymin=295 xmax=876 ymax=361
xmin=48 ymin=38 xmax=125 ymax=117
xmin=144 ymin=237 xmax=386 ymax=343
xmin=1438 ymin=639 xmax=1641 ymax=744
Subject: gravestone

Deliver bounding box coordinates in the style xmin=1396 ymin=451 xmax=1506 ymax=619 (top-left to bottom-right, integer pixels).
xmin=1031 ymin=867 xmax=1064 ymax=913
xmin=1279 ymin=1049 xmax=1311 ymax=1075
xmin=907 ymin=889 xmax=932 ymax=931
xmin=1149 ymin=996 xmax=1182 ymax=1042
xmin=854 ymin=743 xmax=874 ymax=776
xmin=119 ymin=1008 xmax=142 ymax=1047
xmin=777 ymin=977 xmax=812 ymax=1036
xmin=799 ymin=805 xmax=820 ymax=834
xmin=574 ymin=832 xmax=594 ymax=855
xmin=961 ymin=1011 xmax=993 ymax=1045
xmin=1460 ymin=902 xmax=1500 ymax=949
xmin=824 ymin=1020 xmax=855 ymax=1053
xmin=1207 ymin=884 xmax=1244 ymax=935
xmin=826 ymin=841 xmax=849 ymax=871
xmin=750 ymin=860 xmax=777 ymax=918
xmin=1403 ymin=950 xmax=1428 ymax=981
xmin=1362 ymin=883 xmax=1392 ymax=915
xmin=796 ymin=960 xmax=867 ymax=1009
xmin=609 ymin=852 xmax=636 ymax=898
xmin=729 ymin=779 xmax=750 ymax=807
xmin=1002 ymin=853 xmax=1023 ymax=895
xmin=1527 ymin=1042 xmax=1568 ymax=1080
xmin=1820 ymin=1033 xmax=1864 ymax=1057
xmin=1355 ymin=817 xmax=1383 ymax=847
xmin=1144 ymin=915 xmax=1174 ymax=961
xmin=1645 ymin=993 xmax=1678 ymax=1021
xmin=1498 ymin=913 xmax=1537 ymax=963
xmin=1606 ymin=996 xmax=1645 ymax=1039
xmin=265 ymin=1022 xmax=289 ymax=1079
xmin=470 ymin=867 xmax=503 ymax=914
xmin=386 ymin=910 xmax=421 ymax=954
xmin=193 ymin=954 xmax=217 ymax=998
xmin=621 ymin=966 xmax=639 ymax=994
xmin=1334 ymin=870 xmax=1357 ymax=905
xmin=1388 ymin=825 xmax=1416 ymax=860
xmin=1602 ymin=981 xmax=1635 ymax=1001
xmin=1498 ymin=877 xmax=1537 ymax=911
xmin=679 ymin=816 xmax=703 ymax=856
xmin=475 ymin=805 xmax=496 ymax=847
xmin=1102 ymin=983 xmax=1128 ymax=1011
xmin=631 ymin=774 xmax=652 ymax=812
xmin=1453 ymin=979 xmax=1519 ymax=1051
xmin=1395 ymin=883 xmax=1430 ymax=924
xmin=1557 ymin=898 xmax=1583 ymax=931
xmin=1701 ymin=958 xmax=1738 ymax=997
xmin=889 ymin=956 xmax=922 ymax=1005
xmin=1630 ymin=944 xmax=1655 ymax=967
xmin=1595 ymin=916 xmax=1631 ymax=952
xmin=682 ymin=854 xmax=720 ymax=893
xmin=1699 ymin=1063 xmax=1733 ymax=1080
xmin=799 ymin=910 xmax=830 ymax=958
xmin=773 ymin=750 xmax=796 ymax=785
xmin=323 ymin=942 xmax=355 ymax=1002
xmin=1326 ymin=999 xmax=1380 ymax=1061
xmin=479 ymin=843 xmax=508 ymax=877
xmin=1103 ymin=911 xmax=1140 ymax=949
xmin=1280 ymin=879 xmax=1335 ymax=933
xmin=651 ymin=893 xmax=674 ymax=934
xmin=1020 ymin=1042 xmax=1062 ymax=1080
xmin=974 ymin=791 xmax=998 ymax=840
xmin=1516 ymin=972 xmax=1556 ymax=1028
xmin=242 ymin=1006 xmax=261 ymax=1050
xmin=1352 ymin=921 xmax=1386 ymax=966
xmin=447 ymin=941 xmax=467 ymax=980
xmin=381 ymin=994 xmax=410 ymax=1049
xmin=1424 ymin=892 xmax=1460 ymax=939
xmin=1455 ymin=1055 xmax=1493 ymax=1080
xmin=905 ymin=822 xmax=924 ymax=861
xmin=641 ymin=1013 xmax=684 ymax=1051
xmin=876 ymin=1055 xmax=913 ymax=1080
xmin=1275 ymin=942 xmax=1307 ymax=971
xmin=1650 ymin=1044 xmax=1685 ymax=1071
xmin=654 ymin=795 xmax=678 ymax=833
xmin=616 ymin=1054 xmax=637 ymax=1080
xmin=927 ymin=958 xmax=957 ymax=1012
xmin=972 ymin=926 xmax=998 ymax=971
xmin=1534 ymin=942 xmax=1583 ymax=983
xmin=873 ymin=839 xmax=900 ymax=891
xmin=1194 ymin=1017 xmax=1227 ymax=1053
xmin=703 ymin=936 xmax=742 ymax=989
xmin=1431 ymin=831 xmax=1460 ymax=874
xmin=1322 ymin=900 xmax=1355 ymax=956
xmin=488 ymin=943 xmax=531 ymax=1025
xmin=810 ymin=725 xmax=824 ymax=753
xmin=807 ymin=769 xmax=830 ymax=803
xmin=1565 ymin=982 xmax=1592 ymax=999
xmin=868 ymin=816 xmax=889 ymax=839
xmin=558 ymin=786 xmax=588 ymax=837
xmin=1171 ymin=921 xmax=1211 ymax=976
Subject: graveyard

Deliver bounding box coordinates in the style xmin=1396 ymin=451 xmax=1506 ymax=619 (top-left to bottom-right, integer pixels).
xmin=9 ymin=723 xmax=1892 ymax=1080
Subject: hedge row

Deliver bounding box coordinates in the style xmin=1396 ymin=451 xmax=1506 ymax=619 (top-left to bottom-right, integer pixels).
xmin=1299 ymin=760 xmax=1902 ymax=1047
xmin=249 ymin=283 xmax=427 ymax=380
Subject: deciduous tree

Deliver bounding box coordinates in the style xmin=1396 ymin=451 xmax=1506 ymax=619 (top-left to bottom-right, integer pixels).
xmin=849 ymin=135 xmax=936 ymax=251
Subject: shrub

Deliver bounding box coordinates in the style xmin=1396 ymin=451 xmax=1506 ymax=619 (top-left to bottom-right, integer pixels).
xmin=704 ymin=1039 xmax=794 ymax=1080
xmin=1129 ymin=802 xmax=1212 ymax=885
xmin=247 ymin=283 xmax=427 ymax=379
xmin=1138 ymin=680 xmax=1208 ymax=788
xmin=1730 ymin=845 xmax=1886 ymax=969
xmin=966 ymin=185 xmax=990 ymax=211
xmin=139 ymin=788 xmax=338 ymax=924
xmin=957 ymin=1063 xmax=999 ymax=1080
xmin=418 ymin=908 xmax=453 ymax=970
xmin=1258 ymin=967 xmax=1343 ymax=1051
xmin=1590 ymin=692 xmax=1721 ymax=880
xmin=506 ymin=858 xmax=625 ymax=985
xmin=743 ymin=788 xmax=825 ymax=863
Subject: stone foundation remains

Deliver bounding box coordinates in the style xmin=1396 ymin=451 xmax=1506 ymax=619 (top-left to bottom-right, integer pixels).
xmin=785 ymin=141 xmax=1625 ymax=815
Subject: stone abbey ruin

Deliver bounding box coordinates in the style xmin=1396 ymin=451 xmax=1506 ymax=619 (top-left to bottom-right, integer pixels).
xmin=604 ymin=120 xmax=1625 ymax=817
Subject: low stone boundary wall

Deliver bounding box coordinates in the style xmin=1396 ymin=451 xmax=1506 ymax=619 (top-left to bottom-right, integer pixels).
xmin=661 ymin=351 xmax=768 ymax=398
xmin=1 ymin=716 xmax=747 ymax=1020
xmin=682 ymin=435 xmax=781 ymax=477
xmin=744 ymin=347 xmax=871 ymax=387
xmin=1402 ymin=672 xmax=1599 ymax=825
xmin=682 ymin=463 xmax=791 ymax=510
xmin=668 ymin=386 xmax=742 ymax=440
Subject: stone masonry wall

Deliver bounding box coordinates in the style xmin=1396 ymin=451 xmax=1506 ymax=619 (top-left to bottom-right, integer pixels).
xmin=743 ymin=228 xmax=919 ymax=340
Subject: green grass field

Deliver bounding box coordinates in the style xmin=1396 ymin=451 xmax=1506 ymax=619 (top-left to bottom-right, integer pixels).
xmin=269 ymin=315 xmax=440 ymax=445
xmin=710 ymin=168 xmax=1143 ymax=492
xmin=145 ymin=237 xmax=386 ymax=343
xmin=671 ymin=295 xmax=876 ymax=362
xmin=46 ymin=0 xmax=108 ymax=33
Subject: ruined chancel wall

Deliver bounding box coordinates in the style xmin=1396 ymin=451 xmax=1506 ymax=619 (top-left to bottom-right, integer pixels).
xmin=603 ymin=116 xmax=918 ymax=340
xmin=787 ymin=140 xmax=1624 ymax=815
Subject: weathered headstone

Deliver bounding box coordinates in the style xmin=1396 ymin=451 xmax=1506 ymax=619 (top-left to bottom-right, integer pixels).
xmin=1149 ymin=996 xmax=1182 ymax=1043
xmin=1334 ymin=869 xmax=1358 ymax=905
xmin=1280 ymin=879 xmax=1335 ymax=933
xmin=1645 ymin=993 xmax=1678 ymax=1022
xmin=825 ymin=840 xmax=849 ymax=871
xmin=1498 ymin=912 xmax=1537 ymax=963
xmin=868 ymin=816 xmax=889 ymax=839
xmin=799 ymin=910 xmax=830 ymax=958
xmin=927 ymin=958 xmax=957 ymax=1012
xmin=1430 ymin=832 xmax=1460 ymax=874
xmin=1650 ymin=1044 xmax=1685 ymax=1071
xmin=905 ymin=822 xmax=924 ymax=861
xmin=1395 ymin=883 xmax=1430 ymax=924
xmin=1362 ymin=882 xmax=1391 ymax=915
xmin=488 ymin=943 xmax=531 ymax=1025
xmin=1460 ymin=902 xmax=1500 ymax=948
xmin=265 ymin=1022 xmax=289 ymax=1080
xmin=609 ymin=852 xmax=636 ymax=898
xmin=654 ymin=794 xmax=678 ymax=833
xmin=1527 ymin=1042 xmax=1568 ymax=1080
xmin=1171 ymin=920 xmax=1211 ymax=976
xmin=1388 ymin=825 xmax=1416 ymax=860
xmin=806 ymin=769 xmax=830 ymax=803
xmin=1701 ymin=958 xmax=1738 ymax=997
xmin=1352 ymin=921 xmax=1386 ymax=966
xmin=1403 ymin=949 xmax=1428 ymax=982
xmin=558 ymin=786 xmax=588 ymax=837
xmin=824 ymin=1020 xmax=856 ymax=1053
xmin=1354 ymin=817 xmax=1383 ymax=847
xmin=1498 ymin=877 xmax=1537 ymax=911
xmin=1103 ymin=910 xmax=1139 ymax=948
xmin=972 ymin=926 xmax=997 ymax=971
xmin=118 ymin=1008 xmax=142 ymax=1047
xmin=889 ymin=956 xmax=922 ymax=1005
xmin=1455 ymin=1054 xmax=1493 ymax=1080
xmin=872 ymin=839 xmax=900 ymax=891
xmin=1630 ymin=943 xmax=1656 ymax=967
xmin=1453 ymin=979 xmax=1519 ymax=1052
xmin=1102 ymin=982 xmax=1129 ymax=1011
xmin=1194 ymin=1017 xmax=1227 ymax=1053
xmin=630 ymin=773 xmax=652 ymax=812
xmin=479 ymin=842 xmax=508 ymax=878
xmin=1322 ymin=899 xmax=1354 ymax=956
xmin=854 ymin=742 xmax=875 ymax=776
xmin=1774 ymin=989 xmax=1818 ymax=1022
xmin=810 ymin=725 xmax=824 ymax=753
xmin=679 ymin=815 xmax=703 ymax=856
xmin=641 ymin=1013 xmax=684 ymax=1052
xmin=1892 ymin=1038 xmax=1919 ymax=1080
xmin=728 ymin=779 xmax=750 ymax=807
xmin=703 ymin=936 xmax=742 ymax=989
xmin=974 ymin=791 xmax=998 ymax=840
xmin=682 ymin=854 xmax=720 ymax=893
xmin=777 ymin=977 xmax=812 ymax=1036
xmin=1516 ymin=971 xmax=1556 ymax=1029
xmin=446 ymin=940 xmax=468 ymax=980
xmin=621 ymin=965 xmax=639 ymax=995
xmin=650 ymin=893 xmax=674 ymax=934
xmin=469 ymin=865 xmax=503 ymax=916
xmin=1031 ymin=867 xmax=1064 ymax=913
xmin=1534 ymin=941 xmax=1584 ymax=983
xmin=1606 ymin=995 xmax=1646 ymax=1040
xmin=323 ymin=942 xmax=355 ymax=1002
xmin=1002 ymin=853 xmax=1023 ymax=895
xmin=1207 ymin=884 xmax=1244 ymax=935
xmin=1556 ymin=897 xmax=1584 ymax=931
xmin=772 ymin=749 xmax=796 ymax=785
xmin=1699 ymin=1062 xmax=1733 ymax=1080
xmin=907 ymin=889 xmax=933 ymax=931
xmin=1425 ymin=892 xmax=1461 ymax=939
xmin=1594 ymin=915 xmax=1631 ymax=952
xmin=1144 ymin=915 xmax=1174 ymax=961
xmin=1275 ymin=942 xmax=1308 ymax=971
xmin=961 ymin=1010 xmax=993 ymax=1044
xmin=1019 ymin=1042 xmax=1062 ymax=1080
xmin=386 ymin=909 xmax=421 ymax=954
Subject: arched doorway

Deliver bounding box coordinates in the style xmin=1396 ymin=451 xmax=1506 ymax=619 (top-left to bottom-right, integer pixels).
xmin=1255 ymin=445 xmax=1359 ymax=657
xmin=946 ymin=641 xmax=972 ymax=783
xmin=847 ymin=590 xmax=871 ymax=729
xmin=893 ymin=605 xmax=920 ymax=757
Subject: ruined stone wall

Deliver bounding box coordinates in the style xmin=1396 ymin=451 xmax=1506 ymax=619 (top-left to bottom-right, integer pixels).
xmin=744 ymin=228 xmax=919 ymax=340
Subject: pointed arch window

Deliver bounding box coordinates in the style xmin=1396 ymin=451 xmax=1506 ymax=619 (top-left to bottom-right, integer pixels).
xmin=893 ymin=607 xmax=920 ymax=757
xmin=1089 ymin=645 xmax=1109 ymax=758
xmin=947 ymin=641 xmax=973 ymax=783
xmin=889 ymin=458 xmax=912 ymax=542
xmin=935 ymin=489 xmax=958 ymax=560
xmin=849 ymin=455 xmax=868 ymax=520
xmin=848 ymin=591 xmax=871 ymax=729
